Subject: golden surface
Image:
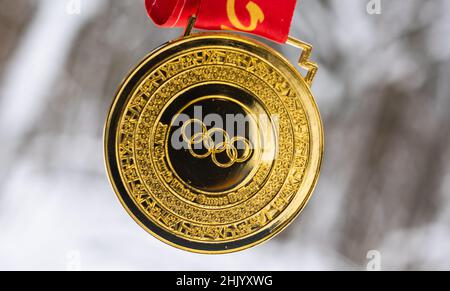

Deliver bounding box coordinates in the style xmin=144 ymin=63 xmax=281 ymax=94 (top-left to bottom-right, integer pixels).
xmin=104 ymin=33 xmax=323 ymax=254
xmin=180 ymin=118 xmax=253 ymax=168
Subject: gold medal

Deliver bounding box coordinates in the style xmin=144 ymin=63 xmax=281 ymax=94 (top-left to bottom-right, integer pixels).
xmin=105 ymin=17 xmax=323 ymax=253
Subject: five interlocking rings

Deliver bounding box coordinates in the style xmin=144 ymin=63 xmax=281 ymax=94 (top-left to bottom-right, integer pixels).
xmin=181 ymin=119 xmax=253 ymax=168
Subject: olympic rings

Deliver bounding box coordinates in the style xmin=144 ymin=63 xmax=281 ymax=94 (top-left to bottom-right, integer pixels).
xmin=180 ymin=119 xmax=253 ymax=168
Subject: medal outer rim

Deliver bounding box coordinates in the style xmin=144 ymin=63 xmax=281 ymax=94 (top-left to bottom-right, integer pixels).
xmin=104 ymin=33 xmax=324 ymax=254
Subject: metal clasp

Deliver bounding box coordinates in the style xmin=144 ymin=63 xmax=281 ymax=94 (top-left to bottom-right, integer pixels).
xmin=286 ymin=37 xmax=318 ymax=86
xmin=184 ymin=16 xmax=197 ymax=37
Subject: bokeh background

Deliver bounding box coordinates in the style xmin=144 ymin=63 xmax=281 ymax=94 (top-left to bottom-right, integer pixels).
xmin=0 ymin=0 xmax=449 ymax=271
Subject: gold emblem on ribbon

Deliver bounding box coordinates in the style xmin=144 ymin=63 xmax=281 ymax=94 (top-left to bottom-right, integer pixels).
xmin=222 ymin=0 xmax=265 ymax=32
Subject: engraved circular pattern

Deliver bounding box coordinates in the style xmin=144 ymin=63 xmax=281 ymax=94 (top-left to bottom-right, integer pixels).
xmin=142 ymin=70 xmax=286 ymax=215
xmin=105 ymin=34 xmax=323 ymax=254
xmin=162 ymin=92 xmax=268 ymax=199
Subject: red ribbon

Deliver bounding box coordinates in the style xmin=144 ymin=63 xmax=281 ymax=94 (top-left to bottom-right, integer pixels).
xmin=145 ymin=0 xmax=297 ymax=43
